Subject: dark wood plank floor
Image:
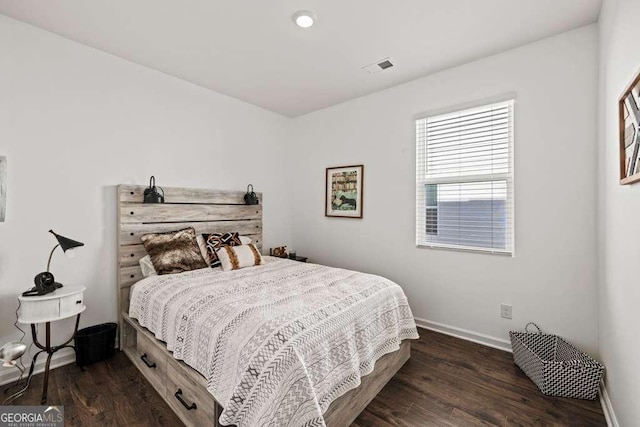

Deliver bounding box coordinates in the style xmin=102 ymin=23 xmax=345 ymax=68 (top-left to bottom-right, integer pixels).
xmin=7 ymin=329 xmax=605 ymax=426
xmin=353 ymin=330 xmax=605 ymax=426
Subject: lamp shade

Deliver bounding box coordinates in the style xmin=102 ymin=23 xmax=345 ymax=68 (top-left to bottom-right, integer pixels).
xmin=49 ymin=230 xmax=84 ymax=252
xmin=0 ymin=342 xmax=26 ymax=367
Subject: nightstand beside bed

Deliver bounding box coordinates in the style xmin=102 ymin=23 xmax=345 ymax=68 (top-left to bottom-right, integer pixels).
xmin=18 ymin=285 xmax=86 ymax=404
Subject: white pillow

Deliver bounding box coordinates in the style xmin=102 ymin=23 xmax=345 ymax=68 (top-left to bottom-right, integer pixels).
xmin=196 ymin=234 xmax=210 ymax=264
xmin=216 ymin=244 xmax=264 ymax=271
xmin=239 ymin=235 xmax=252 ymax=245
xmin=139 ymin=255 xmax=157 ymax=277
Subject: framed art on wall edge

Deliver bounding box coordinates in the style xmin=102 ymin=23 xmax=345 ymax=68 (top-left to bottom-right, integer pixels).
xmin=0 ymin=156 xmax=6 ymax=222
xmin=619 ymin=70 xmax=640 ymax=185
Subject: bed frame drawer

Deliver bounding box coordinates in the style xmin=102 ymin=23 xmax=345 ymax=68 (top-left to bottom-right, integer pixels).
xmin=132 ymin=332 xmax=167 ymax=393
xmin=165 ymin=362 xmax=217 ymax=427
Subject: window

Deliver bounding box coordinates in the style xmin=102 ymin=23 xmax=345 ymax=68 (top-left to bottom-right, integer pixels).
xmin=425 ymin=184 xmax=438 ymax=235
xmin=416 ymin=99 xmax=514 ymax=254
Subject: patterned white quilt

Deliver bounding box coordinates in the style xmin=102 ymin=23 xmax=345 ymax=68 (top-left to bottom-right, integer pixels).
xmin=129 ymin=257 xmax=418 ymax=427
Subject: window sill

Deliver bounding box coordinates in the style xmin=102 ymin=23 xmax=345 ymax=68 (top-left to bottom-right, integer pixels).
xmin=416 ymin=243 xmax=513 ymax=257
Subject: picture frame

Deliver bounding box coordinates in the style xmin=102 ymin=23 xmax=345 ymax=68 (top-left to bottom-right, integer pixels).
xmin=270 ymin=246 xmax=288 ymax=258
xmin=0 ymin=156 xmax=6 ymax=222
xmin=619 ymin=70 xmax=640 ymax=185
xmin=325 ymin=164 xmax=364 ymax=218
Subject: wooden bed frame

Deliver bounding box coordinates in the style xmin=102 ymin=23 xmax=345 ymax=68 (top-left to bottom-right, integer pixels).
xmin=117 ymin=184 xmax=410 ymax=427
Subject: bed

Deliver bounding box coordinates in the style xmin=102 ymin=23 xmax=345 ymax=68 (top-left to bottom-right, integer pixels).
xmin=117 ymin=185 xmax=418 ymax=426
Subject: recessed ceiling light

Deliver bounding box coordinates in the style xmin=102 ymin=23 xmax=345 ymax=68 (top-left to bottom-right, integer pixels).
xmin=292 ymin=10 xmax=316 ymax=28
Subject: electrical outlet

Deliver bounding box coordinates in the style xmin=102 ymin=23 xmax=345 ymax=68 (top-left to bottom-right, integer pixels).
xmin=501 ymin=304 xmax=513 ymax=319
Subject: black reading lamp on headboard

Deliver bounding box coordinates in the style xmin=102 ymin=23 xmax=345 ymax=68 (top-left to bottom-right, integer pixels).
xmin=143 ymin=176 xmax=165 ymax=203
xmin=244 ymin=184 xmax=259 ymax=205
xmin=23 ymin=230 xmax=84 ymax=297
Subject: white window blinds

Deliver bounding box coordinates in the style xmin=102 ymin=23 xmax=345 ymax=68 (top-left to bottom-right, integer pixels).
xmin=416 ymin=99 xmax=514 ymax=254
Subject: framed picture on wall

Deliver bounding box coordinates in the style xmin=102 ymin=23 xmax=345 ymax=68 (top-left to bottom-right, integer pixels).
xmin=619 ymin=70 xmax=640 ymax=185
xmin=325 ymin=164 xmax=364 ymax=218
xmin=0 ymin=156 xmax=6 ymax=222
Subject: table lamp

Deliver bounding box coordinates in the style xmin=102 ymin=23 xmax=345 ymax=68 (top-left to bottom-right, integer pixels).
xmin=23 ymin=230 xmax=84 ymax=297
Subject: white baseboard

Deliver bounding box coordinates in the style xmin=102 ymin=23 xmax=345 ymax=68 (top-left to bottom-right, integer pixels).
xmin=0 ymin=348 xmax=76 ymax=387
xmin=599 ymin=382 xmax=619 ymax=427
xmin=414 ymin=317 xmax=512 ymax=353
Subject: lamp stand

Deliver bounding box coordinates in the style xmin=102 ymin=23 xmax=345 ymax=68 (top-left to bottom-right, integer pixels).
xmin=29 ymin=314 xmax=81 ymax=404
xmin=46 ymin=244 xmax=60 ymax=272
xmin=2 ymin=362 xmax=32 ymax=405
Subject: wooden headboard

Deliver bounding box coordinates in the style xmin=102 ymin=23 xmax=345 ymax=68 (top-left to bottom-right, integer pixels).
xmin=116 ymin=185 xmax=263 ymax=343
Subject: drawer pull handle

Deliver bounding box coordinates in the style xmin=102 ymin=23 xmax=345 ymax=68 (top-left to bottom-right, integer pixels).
xmin=76 ymin=300 xmax=82 ymax=304
xmin=140 ymin=353 xmax=156 ymax=368
xmin=174 ymin=389 xmax=197 ymax=411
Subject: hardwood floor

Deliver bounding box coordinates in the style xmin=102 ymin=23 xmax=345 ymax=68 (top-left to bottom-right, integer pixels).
xmin=8 ymin=348 xmax=181 ymax=426
xmin=353 ymin=330 xmax=605 ymax=426
xmin=7 ymin=329 xmax=605 ymax=426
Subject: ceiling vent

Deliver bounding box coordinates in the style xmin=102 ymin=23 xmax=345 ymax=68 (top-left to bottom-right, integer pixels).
xmin=362 ymin=58 xmax=394 ymax=74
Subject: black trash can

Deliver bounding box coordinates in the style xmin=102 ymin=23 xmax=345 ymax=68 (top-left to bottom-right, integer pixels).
xmin=75 ymin=323 xmax=117 ymax=367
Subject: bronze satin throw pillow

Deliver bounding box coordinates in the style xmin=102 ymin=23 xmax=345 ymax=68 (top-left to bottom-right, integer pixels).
xmin=141 ymin=228 xmax=208 ymax=275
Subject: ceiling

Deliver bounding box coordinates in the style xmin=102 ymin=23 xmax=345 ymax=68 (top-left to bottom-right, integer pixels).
xmin=0 ymin=0 xmax=602 ymax=117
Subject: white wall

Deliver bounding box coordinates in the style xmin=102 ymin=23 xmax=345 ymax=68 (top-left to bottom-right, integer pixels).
xmin=290 ymin=26 xmax=600 ymax=354
xmin=598 ymin=0 xmax=640 ymax=424
xmin=0 ymin=15 xmax=292 ymax=379
xmin=0 ymin=12 xmax=606 ymax=399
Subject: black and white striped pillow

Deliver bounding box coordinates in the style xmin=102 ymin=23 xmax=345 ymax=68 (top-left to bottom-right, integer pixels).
xmin=202 ymin=232 xmax=242 ymax=268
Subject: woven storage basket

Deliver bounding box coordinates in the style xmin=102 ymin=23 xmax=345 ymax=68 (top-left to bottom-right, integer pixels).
xmin=509 ymin=323 xmax=604 ymax=400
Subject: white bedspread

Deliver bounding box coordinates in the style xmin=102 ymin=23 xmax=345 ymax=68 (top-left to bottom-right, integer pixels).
xmin=129 ymin=257 xmax=418 ymax=427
